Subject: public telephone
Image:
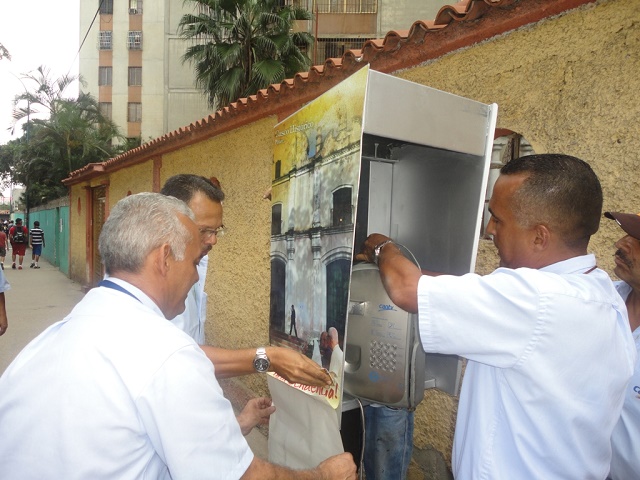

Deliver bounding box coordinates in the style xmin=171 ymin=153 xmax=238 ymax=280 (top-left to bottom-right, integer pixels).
xmin=344 ymin=262 xmax=464 ymax=409
xmin=344 ymin=262 xmax=426 ymax=409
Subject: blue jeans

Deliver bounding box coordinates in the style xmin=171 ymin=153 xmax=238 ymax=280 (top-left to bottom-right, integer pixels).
xmin=363 ymin=406 xmax=414 ymax=480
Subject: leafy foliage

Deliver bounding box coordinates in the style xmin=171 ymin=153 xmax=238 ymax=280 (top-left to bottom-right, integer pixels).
xmin=1 ymin=66 xmax=126 ymax=207
xmin=179 ymin=0 xmax=314 ymax=109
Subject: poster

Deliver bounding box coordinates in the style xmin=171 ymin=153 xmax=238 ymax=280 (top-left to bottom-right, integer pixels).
xmin=268 ymin=66 xmax=369 ymax=412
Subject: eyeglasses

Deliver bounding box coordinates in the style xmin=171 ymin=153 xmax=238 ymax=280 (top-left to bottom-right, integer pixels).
xmin=199 ymin=225 xmax=225 ymax=239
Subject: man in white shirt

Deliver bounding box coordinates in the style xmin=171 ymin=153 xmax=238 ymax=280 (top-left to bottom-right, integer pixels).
xmin=604 ymin=211 xmax=640 ymax=480
xmin=0 ymin=193 xmax=356 ymax=479
xmin=161 ymin=175 xmax=331 ymax=386
xmin=358 ymin=154 xmax=636 ymax=479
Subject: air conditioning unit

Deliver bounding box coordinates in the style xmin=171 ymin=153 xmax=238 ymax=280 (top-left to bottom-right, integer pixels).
xmin=129 ymin=8 xmax=138 ymax=14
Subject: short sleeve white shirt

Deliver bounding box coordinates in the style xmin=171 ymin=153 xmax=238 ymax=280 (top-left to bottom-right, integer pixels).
xmin=0 ymin=266 xmax=10 ymax=293
xmin=609 ymin=281 xmax=640 ymax=480
xmin=0 ymin=278 xmax=252 ymax=479
xmin=170 ymin=254 xmax=209 ymax=343
xmin=418 ymin=254 xmax=636 ymax=480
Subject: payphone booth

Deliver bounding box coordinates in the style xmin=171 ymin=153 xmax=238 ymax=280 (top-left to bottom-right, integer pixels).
xmin=267 ymin=66 xmax=497 ymax=468
xmin=344 ymin=70 xmax=498 ymax=408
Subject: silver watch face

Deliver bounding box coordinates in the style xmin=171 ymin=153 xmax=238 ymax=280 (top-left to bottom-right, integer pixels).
xmin=254 ymin=357 xmax=270 ymax=372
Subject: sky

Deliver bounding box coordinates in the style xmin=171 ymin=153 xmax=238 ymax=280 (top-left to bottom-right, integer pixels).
xmin=0 ymin=0 xmax=81 ymax=146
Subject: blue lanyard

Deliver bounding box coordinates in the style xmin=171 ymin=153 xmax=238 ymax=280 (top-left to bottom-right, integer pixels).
xmin=98 ymin=279 xmax=141 ymax=303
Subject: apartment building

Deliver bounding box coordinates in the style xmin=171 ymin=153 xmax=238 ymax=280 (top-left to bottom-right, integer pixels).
xmin=79 ymin=0 xmax=215 ymax=144
xmin=308 ymin=0 xmax=446 ymax=64
xmin=79 ymin=0 xmax=447 ymax=144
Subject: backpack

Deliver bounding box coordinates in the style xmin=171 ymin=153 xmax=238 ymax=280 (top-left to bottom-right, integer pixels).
xmin=12 ymin=226 xmax=26 ymax=244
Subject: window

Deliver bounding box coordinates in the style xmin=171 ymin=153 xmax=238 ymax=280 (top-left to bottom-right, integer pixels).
xmin=315 ymin=37 xmax=374 ymax=64
xmin=316 ymin=0 xmax=377 ymax=14
xmin=129 ymin=0 xmax=143 ymax=14
xmin=99 ymin=0 xmax=113 ymax=14
xmin=128 ymin=67 xmax=142 ymax=86
xmin=274 ymin=160 xmax=281 ymax=179
xmin=99 ymin=31 xmax=112 ymax=50
xmin=127 ymin=103 xmax=142 ymax=122
xmin=127 ymin=31 xmax=142 ymax=50
xmin=271 ymin=204 xmax=282 ymax=235
xmin=332 ymin=187 xmax=352 ymax=226
xmin=99 ymin=103 xmax=112 ymax=120
xmin=98 ymin=67 xmax=112 ymax=86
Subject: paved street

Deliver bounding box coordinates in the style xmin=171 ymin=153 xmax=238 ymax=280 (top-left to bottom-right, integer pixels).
xmin=0 ymin=255 xmax=269 ymax=460
xmin=0 ymin=256 xmax=85 ymax=374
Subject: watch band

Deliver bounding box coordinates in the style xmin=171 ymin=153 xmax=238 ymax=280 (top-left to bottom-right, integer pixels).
xmin=253 ymin=347 xmax=270 ymax=373
xmin=373 ymin=239 xmax=394 ymax=265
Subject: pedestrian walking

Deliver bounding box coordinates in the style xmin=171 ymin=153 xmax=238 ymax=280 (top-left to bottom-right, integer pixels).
xmin=29 ymin=221 xmax=45 ymax=269
xmin=0 ymin=228 xmax=6 ymax=270
xmin=9 ymin=219 xmax=28 ymax=270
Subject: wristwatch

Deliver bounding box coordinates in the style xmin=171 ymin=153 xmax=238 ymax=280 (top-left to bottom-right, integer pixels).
xmin=373 ymin=239 xmax=394 ymax=265
xmin=253 ymin=347 xmax=270 ymax=373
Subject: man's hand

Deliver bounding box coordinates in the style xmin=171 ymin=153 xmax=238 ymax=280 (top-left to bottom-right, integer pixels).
xmin=354 ymin=233 xmax=391 ymax=264
xmin=268 ymin=347 xmax=332 ymax=386
xmin=316 ymin=452 xmax=357 ymax=480
xmin=236 ymin=397 xmax=276 ymax=436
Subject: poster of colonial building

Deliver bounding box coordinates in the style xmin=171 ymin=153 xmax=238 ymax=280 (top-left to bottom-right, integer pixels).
xmin=269 ymin=67 xmax=369 ymax=407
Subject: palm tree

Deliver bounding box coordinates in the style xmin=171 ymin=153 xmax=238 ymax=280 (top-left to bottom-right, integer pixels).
xmin=7 ymin=67 xmax=125 ymax=207
xmin=179 ymin=0 xmax=314 ymax=109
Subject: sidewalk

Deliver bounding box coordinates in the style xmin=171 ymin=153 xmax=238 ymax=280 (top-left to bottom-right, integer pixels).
xmin=0 ymin=256 xmax=85 ymax=374
xmin=0 ymin=255 xmax=269 ymax=460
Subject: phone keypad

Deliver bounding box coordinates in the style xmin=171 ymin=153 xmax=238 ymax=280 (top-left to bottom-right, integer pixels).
xmin=369 ymin=340 xmax=398 ymax=372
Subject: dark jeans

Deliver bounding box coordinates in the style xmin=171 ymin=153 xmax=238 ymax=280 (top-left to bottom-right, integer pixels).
xmin=364 ymin=406 xmax=414 ymax=480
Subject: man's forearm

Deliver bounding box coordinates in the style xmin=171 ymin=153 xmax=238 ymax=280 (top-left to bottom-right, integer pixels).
xmin=200 ymin=346 xmax=258 ymax=378
xmin=199 ymin=345 xmax=332 ymax=386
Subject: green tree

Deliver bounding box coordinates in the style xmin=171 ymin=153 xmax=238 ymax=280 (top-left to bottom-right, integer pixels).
xmin=5 ymin=66 xmax=125 ymax=207
xmin=179 ymin=0 xmax=314 ymax=109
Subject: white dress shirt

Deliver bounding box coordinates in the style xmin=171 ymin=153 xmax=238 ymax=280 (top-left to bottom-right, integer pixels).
xmin=0 ymin=278 xmax=252 ymax=479
xmin=418 ymin=254 xmax=636 ymax=480
xmin=170 ymin=254 xmax=208 ymax=343
xmin=609 ymin=281 xmax=640 ymax=480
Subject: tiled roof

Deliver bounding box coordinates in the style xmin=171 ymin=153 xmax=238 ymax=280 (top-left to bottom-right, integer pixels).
xmin=64 ymin=0 xmax=595 ymax=184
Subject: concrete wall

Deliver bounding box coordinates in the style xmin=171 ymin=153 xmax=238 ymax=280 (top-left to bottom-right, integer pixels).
xmin=29 ymin=199 xmax=70 ymax=275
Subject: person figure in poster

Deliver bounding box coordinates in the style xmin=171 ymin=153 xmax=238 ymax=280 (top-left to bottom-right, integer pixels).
xmin=604 ymin=211 xmax=640 ymax=480
xmin=328 ymin=327 xmax=343 ymax=381
xmin=289 ymin=304 xmax=298 ymax=338
xmin=357 ymin=154 xmax=636 ymax=479
xmin=320 ymin=331 xmax=331 ymax=369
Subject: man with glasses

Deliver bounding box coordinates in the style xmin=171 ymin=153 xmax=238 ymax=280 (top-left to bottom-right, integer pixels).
xmin=161 ymin=174 xmax=331 ymax=386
